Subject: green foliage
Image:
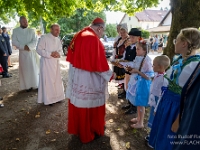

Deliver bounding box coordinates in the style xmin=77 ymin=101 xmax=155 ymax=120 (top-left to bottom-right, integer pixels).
xmin=0 ymin=0 xmax=159 ymax=24
xmin=105 ymin=24 xmax=118 ymax=37
xmin=58 ymin=9 xmax=106 ymax=38
xmin=141 ymin=29 xmax=150 ymax=39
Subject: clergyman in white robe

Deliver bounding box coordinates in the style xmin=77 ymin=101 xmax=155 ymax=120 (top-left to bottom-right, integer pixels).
xmin=12 ymin=27 xmax=39 ymax=90
xmin=36 ymin=33 xmax=65 ymax=105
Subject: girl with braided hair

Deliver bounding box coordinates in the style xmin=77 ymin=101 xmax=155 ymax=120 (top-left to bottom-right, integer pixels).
xmin=125 ymin=39 xmax=154 ymax=129
xmin=149 ymin=28 xmax=200 ymax=150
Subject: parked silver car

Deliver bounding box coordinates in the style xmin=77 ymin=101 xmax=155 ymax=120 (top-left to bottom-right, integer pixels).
xmin=101 ymin=41 xmax=114 ymax=58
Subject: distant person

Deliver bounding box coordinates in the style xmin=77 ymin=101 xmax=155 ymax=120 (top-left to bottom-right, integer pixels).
xmin=36 ymin=24 xmax=65 ymax=106
xmin=2 ymin=27 xmax=12 ymax=67
xmin=152 ymin=35 xmax=158 ymax=53
xmin=12 ymin=16 xmax=40 ymax=92
xmin=149 ymin=36 xmax=154 ymax=50
xmin=163 ymin=35 xmax=168 ymax=46
xmin=0 ymin=28 xmax=12 ymax=78
xmin=158 ymin=36 xmax=163 ymax=53
xmin=104 ymin=34 xmax=108 ymax=42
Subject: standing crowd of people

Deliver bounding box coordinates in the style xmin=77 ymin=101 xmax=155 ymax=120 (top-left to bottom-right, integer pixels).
xmin=111 ymin=23 xmax=200 ymax=150
xmin=149 ymin=34 xmax=168 ymax=53
xmin=0 ymin=16 xmax=200 ymax=150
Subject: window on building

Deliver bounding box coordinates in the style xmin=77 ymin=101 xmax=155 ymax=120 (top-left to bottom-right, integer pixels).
xmin=129 ymin=17 xmax=131 ymax=20
xmin=146 ymin=24 xmax=149 ymax=29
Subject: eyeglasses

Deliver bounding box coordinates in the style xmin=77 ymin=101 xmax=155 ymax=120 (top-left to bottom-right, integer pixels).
xmin=99 ymin=25 xmax=105 ymax=31
xmin=173 ymin=39 xmax=176 ymax=45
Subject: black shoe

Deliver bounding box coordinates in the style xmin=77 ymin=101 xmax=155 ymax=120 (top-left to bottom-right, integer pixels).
xmin=124 ymin=107 xmax=137 ymax=115
xmin=26 ymin=87 xmax=33 ymax=92
xmin=48 ymin=104 xmax=53 ymax=106
xmin=2 ymin=74 xmax=12 ymax=78
xmin=9 ymin=65 xmax=13 ymax=67
xmin=121 ymin=104 xmax=131 ymax=110
xmin=0 ymin=104 xmax=4 ymax=108
xmin=94 ymin=134 xmax=101 ymax=140
xmin=0 ymin=97 xmax=3 ymax=100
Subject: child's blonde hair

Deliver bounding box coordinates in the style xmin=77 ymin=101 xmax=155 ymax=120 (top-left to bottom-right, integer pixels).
xmin=178 ymin=28 xmax=200 ymax=55
xmin=154 ymin=55 xmax=170 ymax=69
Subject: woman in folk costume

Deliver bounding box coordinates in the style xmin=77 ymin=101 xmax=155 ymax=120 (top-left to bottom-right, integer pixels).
xmin=149 ymin=28 xmax=200 ymax=150
xmin=125 ymin=39 xmax=154 ymax=128
xmin=66 ymin=18 xmax=115 ymax=143
xmin=173 ymin=62 xmax=200 ymax=150
xmin=113 ymin=23 xmax=129 ymax=88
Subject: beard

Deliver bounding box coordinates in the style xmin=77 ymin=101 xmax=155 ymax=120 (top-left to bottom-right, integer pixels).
xmin=20 ymin=25 xmax=28 ymax=29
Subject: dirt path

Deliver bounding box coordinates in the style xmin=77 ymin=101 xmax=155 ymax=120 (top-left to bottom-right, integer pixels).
xmin=0 ymin=51 xmax=154 ymax=150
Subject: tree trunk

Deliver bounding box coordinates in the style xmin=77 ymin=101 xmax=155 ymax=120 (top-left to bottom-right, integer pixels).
xmin=163 ymin=0 xmax=200 ymax=61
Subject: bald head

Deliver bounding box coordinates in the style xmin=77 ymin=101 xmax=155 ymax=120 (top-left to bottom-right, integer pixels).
xmin=19 ymin=16 xmax=28 ymax=28
xmin=50 ymin=24 xmax=60 ymax=37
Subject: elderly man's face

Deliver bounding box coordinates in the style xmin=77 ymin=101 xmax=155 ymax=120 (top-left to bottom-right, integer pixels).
xmin=51 ymin=25 xmax=60 ymax=37
xmin=20 ymin=18 xmax=28 ymax=28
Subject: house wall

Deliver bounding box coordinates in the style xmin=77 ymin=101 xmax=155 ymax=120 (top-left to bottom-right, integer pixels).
xmin=121 ymin=15 xmax=161 ymax=31
xmin=120 ymin=15 xmax=140 ymax=31
xmin=162 ymin=12 xmax=172 ymax=26
xmin=139 ymin=21 xmax=160 ymax=30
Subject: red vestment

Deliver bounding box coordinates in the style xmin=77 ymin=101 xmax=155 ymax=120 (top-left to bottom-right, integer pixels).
xmin=66 ymin=27 xmax=111 ymax=143
xmin=0 ymin=64 xmax=3 ymax=73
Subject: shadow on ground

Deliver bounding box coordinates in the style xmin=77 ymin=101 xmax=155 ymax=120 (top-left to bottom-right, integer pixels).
xmin=0 ymin=56 xmax=152 ymax=150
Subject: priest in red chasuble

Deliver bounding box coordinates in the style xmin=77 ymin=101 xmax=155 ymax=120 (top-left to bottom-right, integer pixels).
xmin=66 ymin=17 xmax=115 ymax=143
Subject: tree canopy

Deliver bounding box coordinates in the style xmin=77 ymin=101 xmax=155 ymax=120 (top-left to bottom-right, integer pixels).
xmin=0 ymin=0 xmax=159 ymax=23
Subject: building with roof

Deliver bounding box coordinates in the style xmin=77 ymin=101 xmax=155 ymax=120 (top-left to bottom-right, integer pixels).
xmin=120 ymin=9 xmax=168 ymax=31
xmin=147 ymin=10 xmax=171 ymax=35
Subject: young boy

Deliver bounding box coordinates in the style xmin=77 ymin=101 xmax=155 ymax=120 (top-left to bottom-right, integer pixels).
xmin=145 ymin=55 xmax=170 ymax=147
xmin=120 ymin=28 xmax=142 ymax=115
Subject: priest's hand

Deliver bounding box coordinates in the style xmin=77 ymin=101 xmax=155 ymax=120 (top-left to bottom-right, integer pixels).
xmin=51 ymin=51 xmax=60 ymax=58
xmin=24 ymin=45 xmax=30 ymax=51
xmin=54 ymin=51 xmax=60 ymax=58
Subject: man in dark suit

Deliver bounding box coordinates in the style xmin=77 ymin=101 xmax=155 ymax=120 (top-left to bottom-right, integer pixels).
xmin=0 ymin=28 xmax=12 ymax=78
xmin=2 ymin=26 xmax=12 ymax=67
